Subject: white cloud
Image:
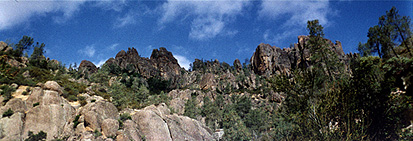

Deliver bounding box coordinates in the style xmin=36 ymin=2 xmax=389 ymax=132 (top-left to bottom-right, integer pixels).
xmin=114 ymin=12 xmax=136 ymax=28
xmin=93 ymin=59 xmax=107 ymax=68
xmin=259 ymin=0 xmax=335 ymax=46
xmin=93 ymin=0 xmax=126 ymax=12
xmin=263 ymin=28 xmax=300 ymax=45
xmin=78 ymin=45 xmax=96 ymax=58
xmin=108 ymin=43 xmax=119 ymax=50
xmin=159 ymin=0 xmax=249 ymax=40
xmin=0 ymin=0 xmax=86 ymax=30
xmin=174 ymin=54 xmax=191 ymax=70
xmin=259 ymin=0 xmax=331 ymax=27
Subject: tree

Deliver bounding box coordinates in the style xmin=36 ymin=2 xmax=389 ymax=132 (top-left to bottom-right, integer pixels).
xmin=29 ymin=42 xmax=47 ymax=68
xmin=30 ymin=42 xmax=45 ymax=60
xmin=14 ymin=36 xmax=33 ymax=57
xmin=363 ymin=7 xmax=412 ymax=59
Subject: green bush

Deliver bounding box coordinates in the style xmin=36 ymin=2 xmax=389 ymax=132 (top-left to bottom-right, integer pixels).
xmin=73 ymin=115 xmax=80 ymax=128
xmin=120 ymin=113 xmax=132 ymax=121
xmin=2 ymin=108 xmax=14 ymax=118
xmin=33 ymin=102 xmax=40 ymax=107
xmin=94 ymin=129 xmax=102 ymax=137
xmin=25 ymin=131 xmax=47 ymax=141
xmin=67 ymin=95 xmax=77 ymax=102
xmin=0 ymin=85 xmax=15 ymax=104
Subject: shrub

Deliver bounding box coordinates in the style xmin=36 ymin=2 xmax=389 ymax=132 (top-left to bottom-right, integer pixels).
xmin=2 ymin=108 xmax=14 ymax=118
xmin=0 ymin=85 xmax=15 ymax=104
xmin=94 ymin=129 xmax=102 ymax=137
xmin=67 ymin=95 xmax=77 ymax=102
xmin=73 ymin=115 xmax=81 ymax=128
xmin=120 ymin=113 xmax=132 ymax=121
xmin=91 ymin=99 xmax=96 ymax=103
xmin=79 ymin=100 xmax=87 ymax=106
xmin=33 ymin=102 xmax=40 ymax=107
xmin=25 ymin=131 xmax=47 ymax=141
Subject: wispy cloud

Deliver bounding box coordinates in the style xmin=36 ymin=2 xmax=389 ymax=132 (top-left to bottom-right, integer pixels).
xmin=0 ymin=0 xmax=86 ymax=30
xmin=78 ymin=45 xmax=96 ymax=58
xmin=108 ymin=43 xmax=119 ymax=50
xmin=263 ymin=29 xmax=300 ymax=46
xmin=93 ymin=59 xmax=107 ymax=68
xmin=174 ymin=54 xmax=191 ymax=70
xmin=259 ymin=0 xmax=335 ymax=46
xmin=259 ymin=0 xmax=332 ymax=27
xmin=114 ymin=12 xmax=136 ymax=28
xmin=158 ymin=0 xmax=249 ymax=40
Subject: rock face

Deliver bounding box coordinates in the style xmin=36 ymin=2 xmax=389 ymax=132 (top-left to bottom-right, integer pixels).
xmin=79 ymin=60 xmax=98 ymax=74
xmin=80 ymin=100 xmax=119 ymax=131
xmin=250 ymin=35 xmax=347 ymax=76
xmin=132 ymin=103 xmax=214 ymax=141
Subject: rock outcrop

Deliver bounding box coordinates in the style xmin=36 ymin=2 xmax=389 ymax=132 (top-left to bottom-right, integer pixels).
xmin=78 ymin=60 xmax=98 ymax=74
xmin=251 ymin=35 xmax=347 ymax=76
xmin=105 ymin=47 xmax=182 ymax=81
xmin=132 ymin=103 xmax=214 ymax=141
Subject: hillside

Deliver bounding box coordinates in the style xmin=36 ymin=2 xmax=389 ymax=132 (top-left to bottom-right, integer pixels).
xmin=1 ymin=13 xmax=412 ymax=140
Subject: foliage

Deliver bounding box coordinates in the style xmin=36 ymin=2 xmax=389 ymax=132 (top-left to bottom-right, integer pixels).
xmin=25 ymin=131 xmax=47 ymax=141
xmin=147 ymin=77 xmax=170 ymax=95
xmin=120 ymin=113 xmax=132 ymax=121
xmin=361 ymin=7 xmax=412 ymax=59
xmin=14 ymin=36 xmax=34 ymax=57
xmin=184 ymin=93 xmax=200 ymax=119
xmin=2 ymin=108 xmax=14 ymax=118
xmin=0 ymin=85 xmax=15 ymax=104
xmin=94 ymin=129 xmax=102 ymax=137
xmin=73 ymin=115 xmax=81 ymax=128
xmin=33 ymin=102 xmax=40 ymax=107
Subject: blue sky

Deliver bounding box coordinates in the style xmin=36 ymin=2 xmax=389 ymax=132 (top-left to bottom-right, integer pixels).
xmin=0 ymin=0 xmax=412 ymax=70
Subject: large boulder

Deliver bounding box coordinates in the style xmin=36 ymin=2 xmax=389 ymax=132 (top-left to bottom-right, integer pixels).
xmin=0 ymin=98 xmax=27 ymax=116
xmin=80 ymin=100 xmax=119 ymax=131
xmin=122 ymin=120 xmax=143 ymax=141
xmin=132 ymin=105 xmax=172 ymax=141
xmin=78 ymin=60 xmax=98 ymax=74
xmin=132 ymin=103 xmax=213 ymax=141
xmin=165 ymin=114 xmax=214 ymax=141
xmin=43 ymin=81 xmax=64 ymax=95
xmin=0 ymin=112 xmax=25 ymax=141
xmin=23 ymin=103 xmax=75 ymax=140
xmin=101 ymin=118 xmax=119 ymax=137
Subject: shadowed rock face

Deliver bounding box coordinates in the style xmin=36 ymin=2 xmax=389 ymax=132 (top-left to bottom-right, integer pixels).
xmin=250 ymin=35 xmax=347 ymax=76
xmin=104 ymin=47 xmax=182 ymax=80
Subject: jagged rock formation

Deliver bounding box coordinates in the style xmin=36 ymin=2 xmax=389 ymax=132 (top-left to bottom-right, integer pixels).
xmin=250 ymin=35 xmax=346 ymax=76
xmin=105 ymin=47 xmax=182 ymax=80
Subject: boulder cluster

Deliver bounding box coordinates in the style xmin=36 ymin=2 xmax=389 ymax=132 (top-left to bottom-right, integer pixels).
xmin=0 ymin=81 xmax=214 ymax=140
